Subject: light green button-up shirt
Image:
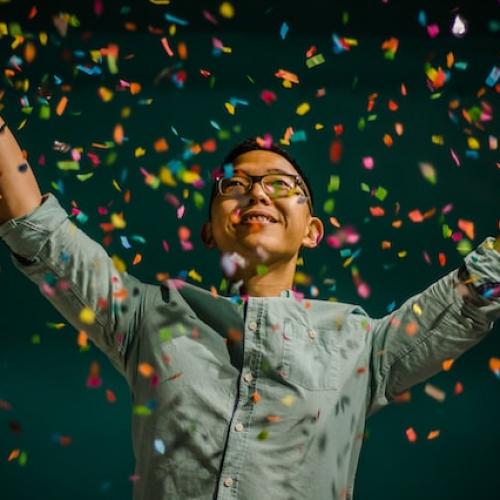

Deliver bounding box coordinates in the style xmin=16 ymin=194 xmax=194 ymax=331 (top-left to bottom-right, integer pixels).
xmin=1 ymin=193 xmax=499 ymax=500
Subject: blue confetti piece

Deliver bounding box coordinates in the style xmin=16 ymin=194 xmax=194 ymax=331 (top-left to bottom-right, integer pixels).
xmin=465 ymin=150 xmax=479 ymax=159
xmin=164 ymin=13 xmax=189 ymax=26
xmin=75 ymin=211 xmax=88 ymax=224
xmin=120 ymin=236 xmax=131 ymax=249
xmin=130 ymin=235 xmax=146 ymax=244
xmin=340 ymin=249 xmax=351 ymax=258
xmin=485 ymin=66 xmax=500 ymax=87
xmin=210 ymin=120 xmax=221 ymax=130
xmin=387 ymin=300 xmax=397 ymax=313
xmin=229 ymin=97 xmax=249 ymax=107
xmin=53 ymin=74 xmax=62 ymax=85
xmin=154 ymin=438 xmax=166 ymax=455
xmin=290 ymin=130 xmax=307 ymax=142
xmin=280 ymin=21 xmax=289 ymax=40
xmin=76 ymin=65 xmax=102 ymax=76
xmin=73 ymin=50 xmax=86 ymax=58
xmin=223 ymin=164 xmax=234 ymax=178
xmin=417 ymin=10 xmax=427 ymax=27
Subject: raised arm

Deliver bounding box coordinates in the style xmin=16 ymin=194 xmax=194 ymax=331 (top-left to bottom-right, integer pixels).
xmin=367 ymin=237 xmax=500 ymax=416
xmin=0 ymin=116 xmax=149 ymax=378
xmin=0 ymin=117 xmax=43 ymax=223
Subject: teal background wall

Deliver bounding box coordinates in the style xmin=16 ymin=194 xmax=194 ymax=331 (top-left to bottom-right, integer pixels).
xmin=0 ymin=1 xmax=499 ymax=498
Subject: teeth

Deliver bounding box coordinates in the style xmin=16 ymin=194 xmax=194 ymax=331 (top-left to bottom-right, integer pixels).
xmin=242 ymin=215 xmax=274 ymax=223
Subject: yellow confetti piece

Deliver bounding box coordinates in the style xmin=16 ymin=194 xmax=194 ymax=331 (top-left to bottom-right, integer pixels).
xmin=467 ymin=137 xmax=479 ymax=150
xmin=98 ymin=86 xmax=114 ymax=102
xmin=281 ymin=394 xmax=295 ymax=407
xmin=412 ymin=303 xmax=423 ymax=315
xmin=112 ymin=255 xmax=126 ymax=273
xmin=188 ymin=269 xmax=202 ymax=282
xmin=134 ymin=147 xmax=146 ymax=158
xmin=79 ymin=307 xmax=95 ymax=325
xmin=111 ymin=212 xmax=126 ymax=229
xmin=224 ymin=102 xmax=235 ymax=115
xmin=314 ymin=123 xmax=324 ymax=130
xmin=431 ymin=135 xmax=444 ymax=145
xmin=219 ymin=1 xmax=235 ymax=18
xmin=112 ymin=179 xmax=122 ymax=192
xmin=296 ymin=102 xmax=310 ymax=115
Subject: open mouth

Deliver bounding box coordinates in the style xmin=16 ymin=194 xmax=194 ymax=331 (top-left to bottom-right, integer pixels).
xmin=239 ymin=214 xmax=277 ymax=225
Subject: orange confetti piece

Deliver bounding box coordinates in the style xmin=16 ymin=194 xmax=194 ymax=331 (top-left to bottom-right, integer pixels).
xmin=369 ymin=206 xmax=385 ymax=217
xmin=489 ymin=357 xmax=500 ymax=374
xmin=383 ymin=133 xmax=393 ymax=147
xmin=274 ymin=68 xmax=299 ymax=84
xmin=24 ymin=41 xmax=36 ymax=63
xmin=8 ymin=449 xmax=20 ymax=461
xmin=406 ymin=427 xmax=417 ymax=443
xmin=427 ymin=430 xmax=440 ymax=440
xmin=392 ymin=390 xmax=411 ymax=403
xmin=251 ymin=391 xmax=261 ymax=404
xmin=56 ymin=96 xmax=68 ymax=116
xmin=408 ymin=209 xmax=424 ymax=223
xmin=405 ymin=321 xmax=418 ymax=336
xmin=442 ymin=359 xmax=454 ymax=371
xmin=202 ymin=138 xmax=217 ymax=152
xmin=153 ymin=137 xmax=169 ymax=152
xmin=124 ymin=189 xmax=131 ymax=203
xmin=388 ymin=100 xmax=399 ymax=111
xmin=392 ymin=220 xmax=403 ymax=228
xmin=178 ymin=41 xmax=188 ymax=60
xmin=266 ymin=415 xmax=283 ymax=423
xmin=106 ymin=389 xmax=117 ymax=403
xmin=130 ymin=82 xmax=141 ymax=94
xmin=394 ymin=122 xmax=404 ymax=136
xmin=138 ymin=362 xmax=155 ymax=378
xmin=381 ymin=240 xmax=392 ymax=249
xmin=454 ymin=381 xmax=464 ymax=395
xmin=446 ymin=51 xmax=454 ymax=69
xmin=77 ymin=330 xmax=88 ymax=348
xmin=438 ymin=252 xmax=446 ymax=267
xmin=132 ymin=253 xmax=142 ymax=265
xmin=113 ymin=123 xmax=124 ymax=144
xmin=458 ymin=219 xmax=475 ymax=240
xmin=329 ymin=216 xmax=341 ymax=228
xmin=424 ymin=383 xmax=446 ymax=402
xmin=178 ymin=226 xmax=191 ymax=241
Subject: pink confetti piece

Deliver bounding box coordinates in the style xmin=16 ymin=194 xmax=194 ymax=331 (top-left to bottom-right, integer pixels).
xmin=427 ymin=24 xmax=440 ymax=38
xmin=362 ymin=156 xmax=374 ymax=169
xmin=176 ymin=205 xmax=185 ymax=219
xmin=450 ymin=148 xmax=461 ymax=166
xmin=161 ymin=37 xmax=174 ymax=57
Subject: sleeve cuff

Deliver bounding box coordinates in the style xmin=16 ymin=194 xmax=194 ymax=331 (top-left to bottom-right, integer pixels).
xmin=0 ymin=192 xmax=69 ymax=260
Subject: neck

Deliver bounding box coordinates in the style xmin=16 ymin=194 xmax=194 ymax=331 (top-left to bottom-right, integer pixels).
xmin=228 ymin=257 xmax=296 ymax=297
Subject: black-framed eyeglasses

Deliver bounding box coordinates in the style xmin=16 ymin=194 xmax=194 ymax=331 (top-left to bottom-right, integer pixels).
xmin=215 ymin=173 xmax=313 ymax=213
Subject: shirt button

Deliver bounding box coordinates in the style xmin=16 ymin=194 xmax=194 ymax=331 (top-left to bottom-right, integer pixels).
xmin=243 ymin=372 xmax=253 ymax=383
xmin=308 ymin=329 xmax=317 ymax=339
xmin=235 ymin=422 xmax=244 ymax=432
xmin=223 ymin=477 xmax=234 ymax=487
xmin=248 ymin=321 xmax=258 ymax=331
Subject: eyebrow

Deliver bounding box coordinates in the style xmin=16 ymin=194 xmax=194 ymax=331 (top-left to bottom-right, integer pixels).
xmin=233 ymin=168 xmax=296 ymax=176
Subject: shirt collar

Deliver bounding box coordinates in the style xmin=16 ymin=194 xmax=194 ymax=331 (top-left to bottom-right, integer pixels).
xmin=228 ymin=280 xmax=293 ymax=298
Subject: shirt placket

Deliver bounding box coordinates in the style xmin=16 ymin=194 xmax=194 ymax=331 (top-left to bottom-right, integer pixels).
xmin=215 ymin=297 xmax=264 ymax=499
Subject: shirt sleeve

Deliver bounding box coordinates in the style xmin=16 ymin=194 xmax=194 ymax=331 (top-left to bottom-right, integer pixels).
xmin=367 ymin=236 xmax=500 ymax=417
xmin=0 ymin=192 xmax=149 ymax=375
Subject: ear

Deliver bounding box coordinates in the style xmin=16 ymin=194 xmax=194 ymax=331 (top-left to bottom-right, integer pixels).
xmin=201 ymin=221 xmax=216 ymax=249
xmin=301 ymin=216 xmax=324 ymax=249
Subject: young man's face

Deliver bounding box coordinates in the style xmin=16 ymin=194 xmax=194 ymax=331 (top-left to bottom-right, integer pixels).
xmin=203 ymin=150 xmax=324 ymax=271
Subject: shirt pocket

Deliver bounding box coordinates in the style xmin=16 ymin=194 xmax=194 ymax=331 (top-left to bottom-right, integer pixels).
xmin=279 ymin=318 xmax=339 ymax=391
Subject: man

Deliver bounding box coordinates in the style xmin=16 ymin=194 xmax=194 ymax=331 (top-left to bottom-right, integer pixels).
xmin=1 ymin=120 xmax=499 ymax=499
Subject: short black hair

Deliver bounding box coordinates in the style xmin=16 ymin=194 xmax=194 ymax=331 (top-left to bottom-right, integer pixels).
xmin=208 ymin=137 xmax=314 ymax=219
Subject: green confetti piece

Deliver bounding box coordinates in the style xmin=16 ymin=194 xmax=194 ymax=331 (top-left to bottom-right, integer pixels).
xmin=256 ymin=264 xmax=268 ymax=276
xmin=193 ymin=191 xmax=205 ymax=209
xmin=323 ymin=198 xmax=335 ymax=214
xmin=257 ymin=429 xmax=269 ymax=440
xmin=360 ymin=182 xmax=370 ymax=192
xmin=18 ymin=451 xmax=28 ymax=466
xmin=442 ymin=224 xmax=452 ymax=238
xmin=306 ymin=54 xmax=325 ymax=69
xmin=374 ymin=186 xmax=388 ymax=201
xmin=39 ymin=105 xmax=51 ymax=120
xmin=456 ymin=239 xmax=473 ymax=256
xmin=57 ymin=161 xmax=80 ymax=171
xmin=327 ymin=175 xmax=340 ymax=193
xmin=31 ymin=334 xmax=41 ymax=344
xmin=357 ymin=117 xmax=366 ymax=131
xmin=367 ymin=114 xmax=377 ymax=122
xmin=133 ymin=405 xmax=152 ymax=416
xmin=76 ymin=172 xmax=94 ymax=181
xmin=159 ymin=328 xmax=172 ymax=342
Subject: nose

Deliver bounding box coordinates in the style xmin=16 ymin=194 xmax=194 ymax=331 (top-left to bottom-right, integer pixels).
xmin=246 ymin=180 xmax=272 ymax=205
